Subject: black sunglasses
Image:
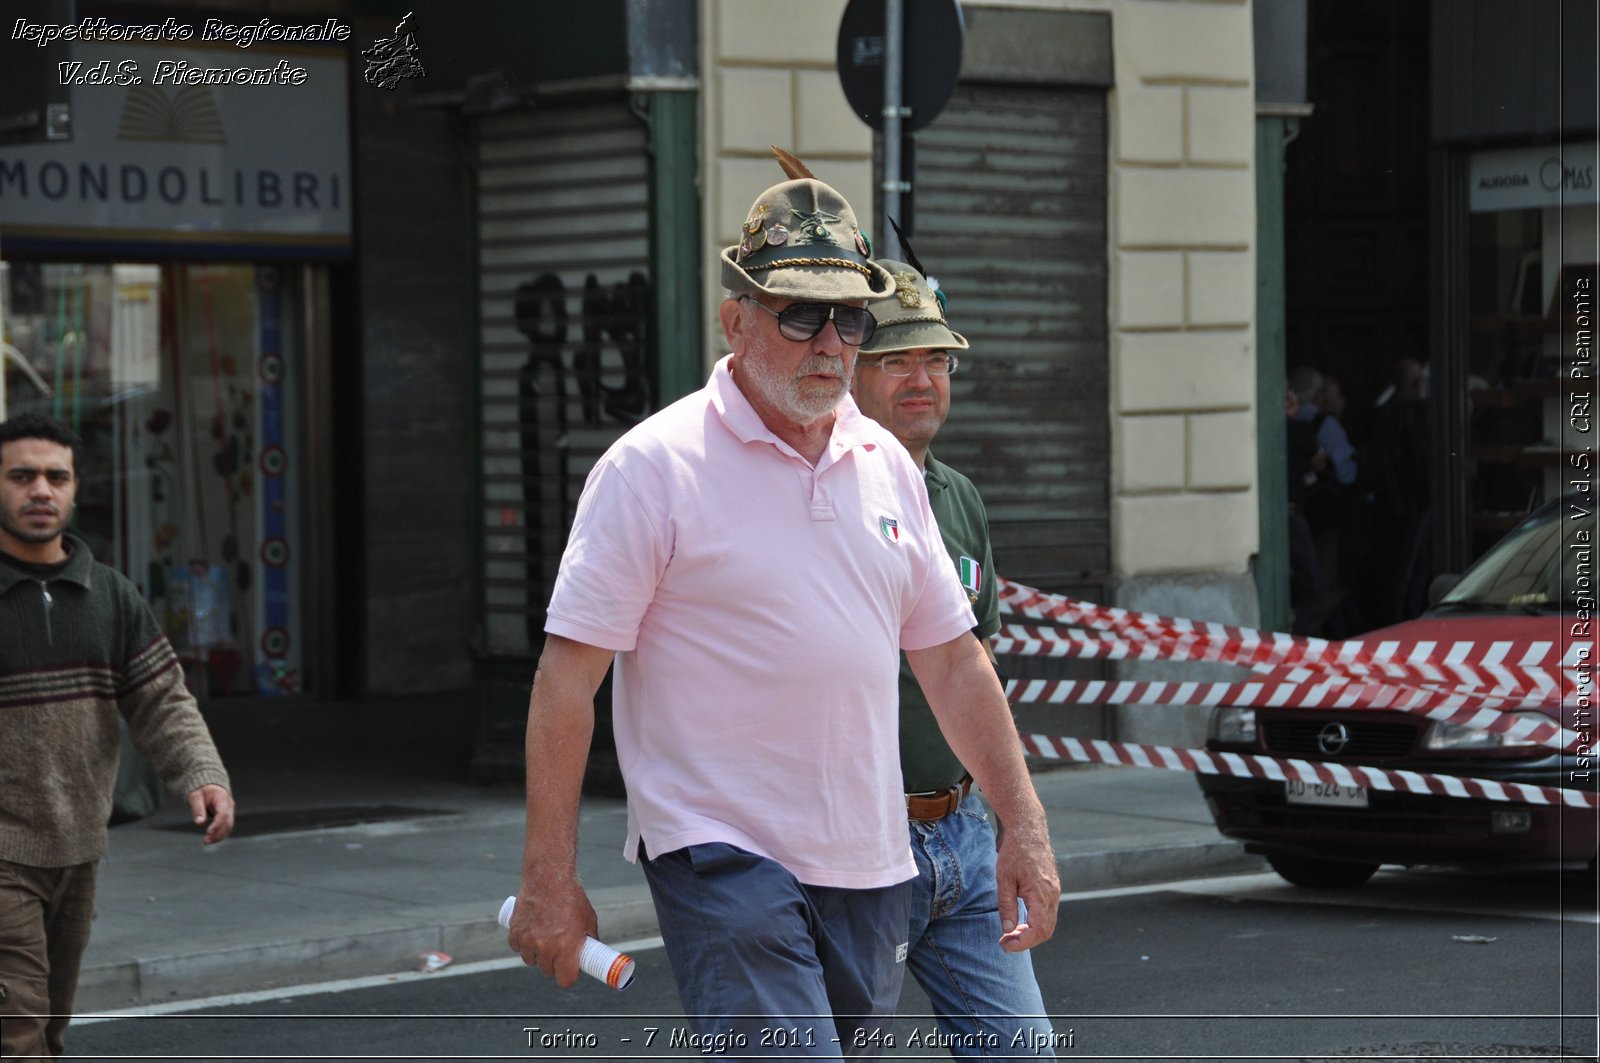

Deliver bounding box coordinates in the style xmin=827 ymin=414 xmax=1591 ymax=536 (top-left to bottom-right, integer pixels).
xmin=742 ymin=297 xmax=877 ymax=347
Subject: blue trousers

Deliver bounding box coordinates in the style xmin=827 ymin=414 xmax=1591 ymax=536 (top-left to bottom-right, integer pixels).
xmin=641 ymin=842 xmax=910 ymax=1059
xmin=906 ymin=796 xmax=1057 ymax=1059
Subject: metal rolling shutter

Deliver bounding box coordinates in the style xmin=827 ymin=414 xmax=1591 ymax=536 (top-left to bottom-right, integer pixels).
xmin=475 ymin=99 xmax=652 ymax=656
xmin=910 ymin=82 xmax=1110 ymax=599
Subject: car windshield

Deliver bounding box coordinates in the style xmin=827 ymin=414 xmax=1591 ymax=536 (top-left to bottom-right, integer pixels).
xmin=1436 ymin=497 xmax=1593 ymax=613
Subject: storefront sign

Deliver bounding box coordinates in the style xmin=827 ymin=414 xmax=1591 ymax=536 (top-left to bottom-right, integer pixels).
xmin=1469 ymin=140 xmax=1600 ymax=213
xmin=0 ymin=39 xmax=350 ymax=255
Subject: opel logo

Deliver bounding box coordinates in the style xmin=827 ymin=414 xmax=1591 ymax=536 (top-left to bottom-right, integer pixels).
xmin=1317 ymin=722 xmax=1351 ymax=756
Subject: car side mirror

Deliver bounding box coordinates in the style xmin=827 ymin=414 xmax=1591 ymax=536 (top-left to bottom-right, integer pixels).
xmin=1427 ymin=573 xmax=1462 ymax=606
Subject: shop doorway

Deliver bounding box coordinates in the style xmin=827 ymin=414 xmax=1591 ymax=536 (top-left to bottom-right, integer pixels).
xmin=1283 ymin=0 xmax=1431 ymax=636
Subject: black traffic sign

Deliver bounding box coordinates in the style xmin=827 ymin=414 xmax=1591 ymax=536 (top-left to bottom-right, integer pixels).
xmin=836 ymin=0 xmax=964 ymax=132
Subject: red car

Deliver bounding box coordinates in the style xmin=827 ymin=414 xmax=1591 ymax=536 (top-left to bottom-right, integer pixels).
xmin=1199 ymin=496 xmax=1596 ymax=887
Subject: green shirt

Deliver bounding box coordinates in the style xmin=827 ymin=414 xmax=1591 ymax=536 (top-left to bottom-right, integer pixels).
xmin=899 ymin=452 xmax=1000 ymax=793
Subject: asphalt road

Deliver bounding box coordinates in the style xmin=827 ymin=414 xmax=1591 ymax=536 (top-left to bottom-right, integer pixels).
xmin=65 ymin=868 xmax=1598 ymax=1061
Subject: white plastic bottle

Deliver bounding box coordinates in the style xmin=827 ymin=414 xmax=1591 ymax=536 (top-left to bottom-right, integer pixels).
xmin=497 ymin=896 xmax=636 ymax=990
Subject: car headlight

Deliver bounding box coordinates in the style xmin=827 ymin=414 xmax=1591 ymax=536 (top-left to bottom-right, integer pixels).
xmin=1422 ymin=711 xmax=1549 ymax=751
xmin=1211 ymin=706 xmax=1257 ymax=744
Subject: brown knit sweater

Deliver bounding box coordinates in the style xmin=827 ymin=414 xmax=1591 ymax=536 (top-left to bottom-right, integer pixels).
xmin=0 ymin=534 xmax=231 ymax=867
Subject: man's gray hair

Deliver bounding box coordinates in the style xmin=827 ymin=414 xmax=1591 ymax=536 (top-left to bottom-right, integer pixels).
xmin=1287 ymin=365 xmax=1324 ymax=405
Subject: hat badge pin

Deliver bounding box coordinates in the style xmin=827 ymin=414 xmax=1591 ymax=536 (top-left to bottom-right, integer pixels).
xmin=893 ymin=271 xmax=923 ymax=309
xmin=791 ymin=206 xmax=841 ymax=242
xmin=741 ymin=204 xmax=770 ymax=256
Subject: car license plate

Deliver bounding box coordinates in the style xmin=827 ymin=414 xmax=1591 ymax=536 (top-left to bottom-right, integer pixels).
xmin=1285 ymin=779 xmax=1368 ymax=808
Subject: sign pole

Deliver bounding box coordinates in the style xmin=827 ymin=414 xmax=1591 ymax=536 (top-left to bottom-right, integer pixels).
xmin=880 ymin=0 xmax=904 ymax=261
xmin=837 ymin=0 xmax=962 ymax=248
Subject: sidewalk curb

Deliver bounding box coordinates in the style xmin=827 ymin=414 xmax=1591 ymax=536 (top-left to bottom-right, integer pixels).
xmin=77 ymin=896 xmax=664 ymax=1012
xmin=1060 ymin=839 xmax=1265 ymax=892
xmin=76 ymin=842 xmax=1259 ymax=1010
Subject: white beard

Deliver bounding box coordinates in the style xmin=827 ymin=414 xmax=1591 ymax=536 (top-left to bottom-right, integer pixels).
xmin=738 ymin=351 xmax=853 ymax=423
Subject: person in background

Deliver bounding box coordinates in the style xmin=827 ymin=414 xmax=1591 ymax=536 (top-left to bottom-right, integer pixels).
xmin=1361 ymin=358 xmax=1432 ymax=625
xmin=507 ymin=175 xmax=1058 ymax=1057
xmin=1287 ymin=365 xmax=1357 ymax=488
xmin=1286 ymin=365 xmax=1370 ymax=636
xmin=0 ymin=412 xmax=234 ymax=1061
xmin=851 ymin=252 xmax=1059 ymax=1057
xmin=1371 ymin=357 xmax=1424 ymax=410
xmin=1284 ymin=385 xmax=1324 ymax=636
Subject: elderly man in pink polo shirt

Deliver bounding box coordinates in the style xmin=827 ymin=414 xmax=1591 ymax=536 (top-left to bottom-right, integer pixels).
xmin=508 ymin=176 xmax=1058 ymax=1057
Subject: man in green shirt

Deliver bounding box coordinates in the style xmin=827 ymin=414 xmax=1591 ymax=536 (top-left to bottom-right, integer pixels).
xmin=852 ymin=262 xmax=1058 ymax=1057
xmin=0 ymin=413 xmax=234 ymax=1060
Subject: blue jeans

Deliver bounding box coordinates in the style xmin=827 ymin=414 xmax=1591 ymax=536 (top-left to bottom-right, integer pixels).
xmin=906 ymin=796 xmax=1056 ymax=1059
xmin=641 ymin=842 xmax=911 ymax=1060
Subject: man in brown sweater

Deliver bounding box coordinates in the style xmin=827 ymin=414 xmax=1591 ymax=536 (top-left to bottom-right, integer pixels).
xmin=0 ymin=413 xmax=235 ymax=1060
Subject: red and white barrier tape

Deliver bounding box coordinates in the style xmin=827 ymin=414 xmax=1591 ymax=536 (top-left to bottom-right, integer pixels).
xmin=1003 ymin=676 xmax=1581 ymax=752
xmin=996 ymin=579 xmax=1583 ymax=697
xmin=993 ymin=621 xmax=1568 ymax=701
xmin=1020 ymin=734 xmax=1600 ymax=810
xmin=995 ymin=579 xmax=1589 ymax=751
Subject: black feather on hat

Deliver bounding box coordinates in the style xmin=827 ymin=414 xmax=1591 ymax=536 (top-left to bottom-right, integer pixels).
xmin=887 ymin=217 xmax=945 ymax=316
xmin=859 ymin=242 xmax=968 ymax=356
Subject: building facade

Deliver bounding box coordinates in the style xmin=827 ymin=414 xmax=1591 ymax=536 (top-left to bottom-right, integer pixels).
xmin=0 ymin=0 xmax=480 ymax=707
xmin=1 ymin=0 xmax=1266 ymax=753
xmin=12 ymin=1 xmax=1584 ymax=768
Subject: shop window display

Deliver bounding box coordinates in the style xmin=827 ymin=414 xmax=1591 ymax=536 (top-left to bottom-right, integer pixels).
xmin=1 ymin=262 xmax=302 ymax=697
xmin=1465 ymin=204 xmax=1595 ymax=560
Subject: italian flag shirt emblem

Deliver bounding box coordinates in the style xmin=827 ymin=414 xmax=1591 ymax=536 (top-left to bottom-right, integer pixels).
xmin=959 ymin=556 xmax=981 ymax=594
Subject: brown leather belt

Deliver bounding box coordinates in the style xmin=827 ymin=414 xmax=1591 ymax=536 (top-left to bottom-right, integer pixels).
xmin=906 ymin=775 xmax=972 ymax=822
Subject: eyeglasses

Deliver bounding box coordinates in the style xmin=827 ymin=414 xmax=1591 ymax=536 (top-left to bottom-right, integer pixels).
xmin=859 ymin=353 xmax=960 ymax=377
xmin=742 ymin=297 xmax=877 ymax=347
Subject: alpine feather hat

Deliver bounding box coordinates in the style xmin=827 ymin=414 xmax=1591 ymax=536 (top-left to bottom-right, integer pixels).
xmin=860 ymin=259 xmax=969 ymax=354
xmin=721 ymin=177 xmax=895 ymax=302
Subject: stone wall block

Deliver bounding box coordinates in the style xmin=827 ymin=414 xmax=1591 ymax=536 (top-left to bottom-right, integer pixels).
xmin=1186 ymin=410 xmax=1257 ymax=490
xmin=1115 ymin=331 xmax=1254 ymax=414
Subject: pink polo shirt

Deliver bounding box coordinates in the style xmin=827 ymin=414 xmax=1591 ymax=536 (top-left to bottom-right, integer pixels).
xmin=545 ymin=355 xmax=976 ymax=889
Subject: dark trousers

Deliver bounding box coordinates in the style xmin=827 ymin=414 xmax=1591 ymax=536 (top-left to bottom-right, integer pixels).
xmin=1288 ymin=508 xmax=1322 ymax=636
xmin=641 ymin=842 xmax=910 ymax=1059
xmin=0 ymin=859 xmax=99 ymax=1061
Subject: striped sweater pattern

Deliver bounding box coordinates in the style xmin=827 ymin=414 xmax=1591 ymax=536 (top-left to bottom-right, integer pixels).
xmin=0 ymin=534 xmax=230 ymax=867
